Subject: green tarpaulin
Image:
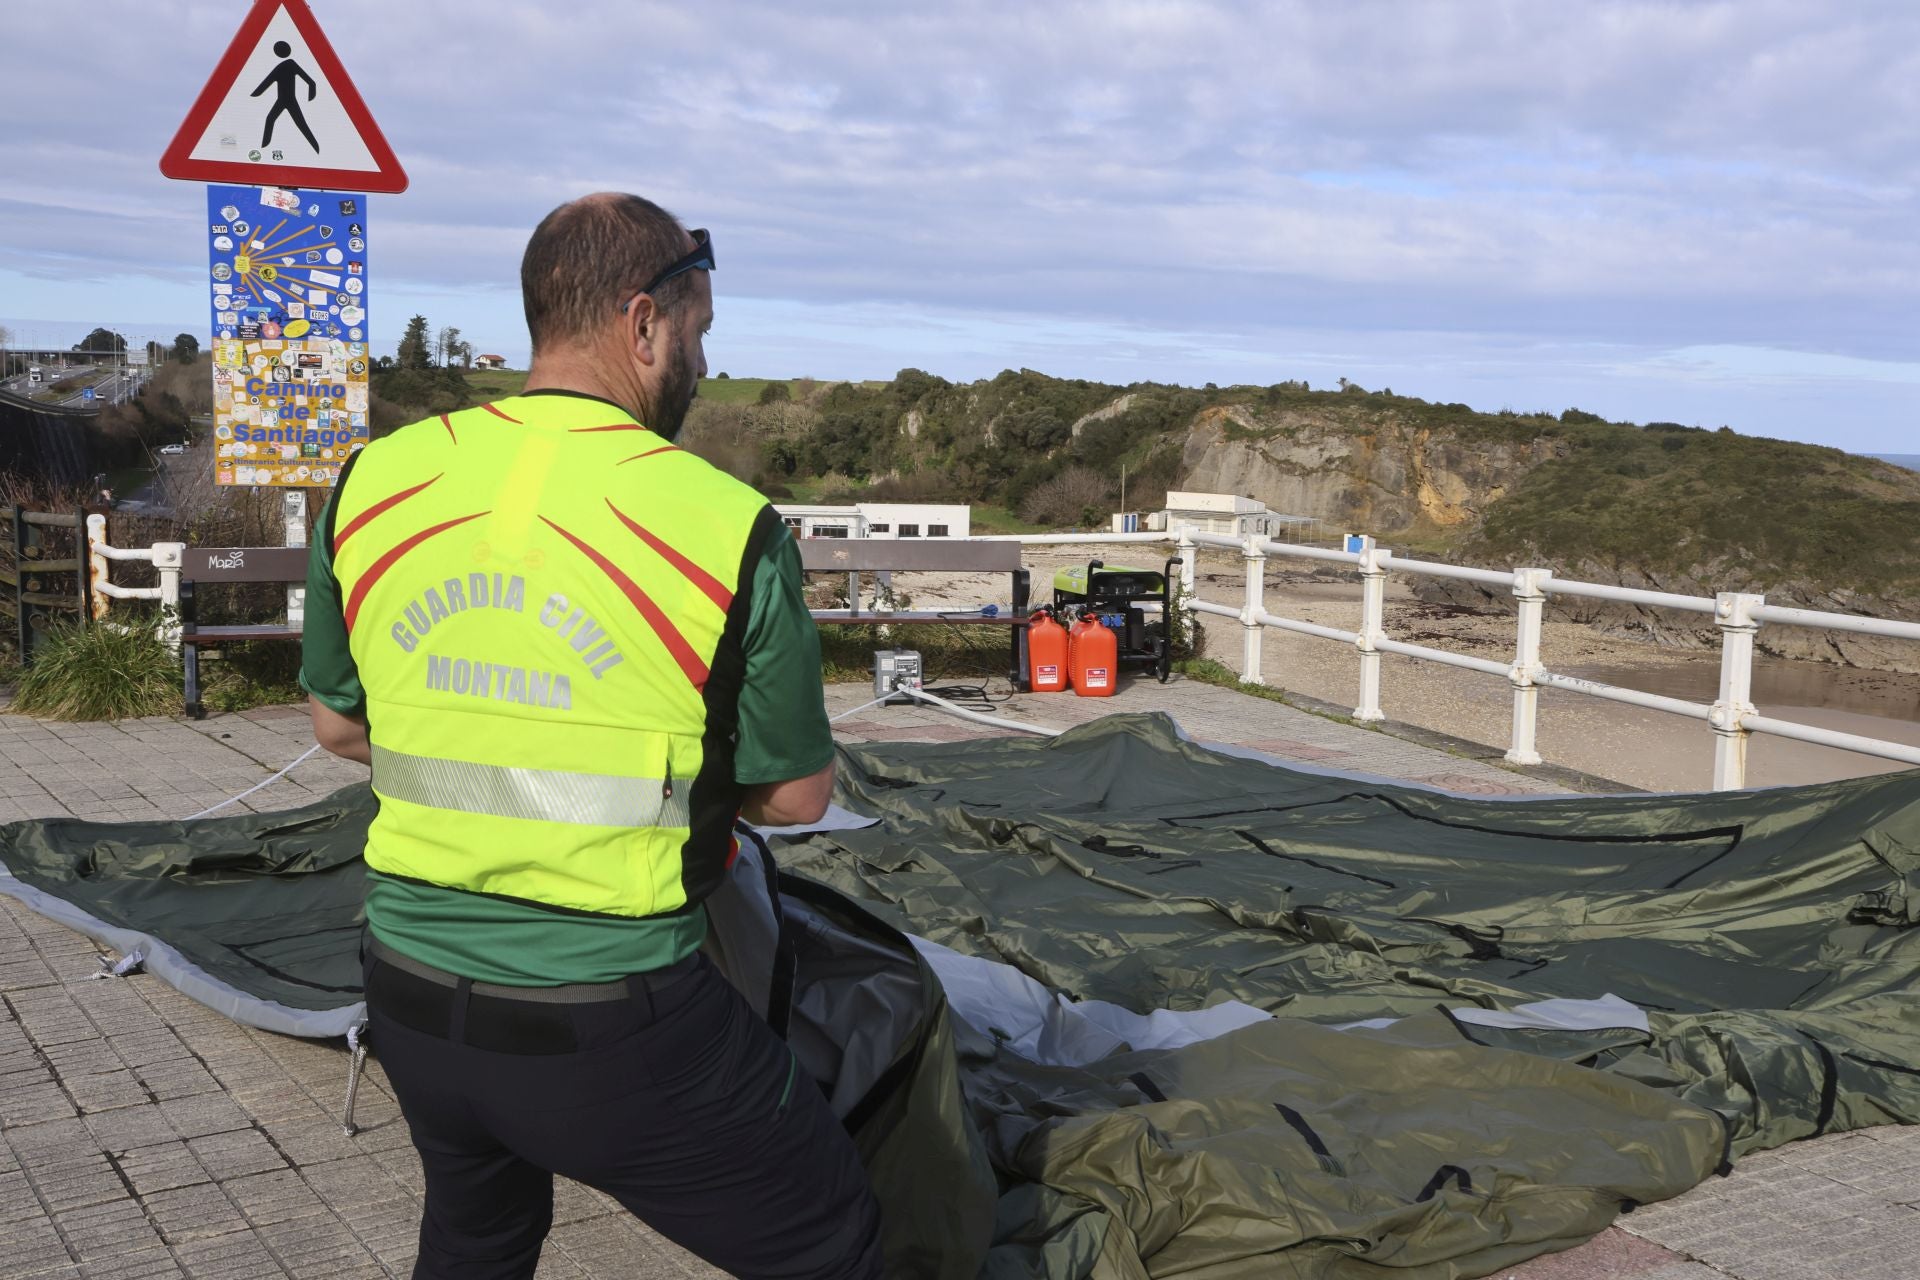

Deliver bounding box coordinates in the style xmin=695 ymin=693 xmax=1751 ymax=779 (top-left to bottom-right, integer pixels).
xmin=3 ymin=712 xmax=1917 ymax=1278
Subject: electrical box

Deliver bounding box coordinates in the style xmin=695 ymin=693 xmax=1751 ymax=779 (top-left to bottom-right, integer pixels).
xmin=873 ymin=649 xmax=923 ymax=704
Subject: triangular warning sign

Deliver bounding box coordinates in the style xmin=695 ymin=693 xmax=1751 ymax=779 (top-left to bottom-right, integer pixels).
xmin=160 ymin=0 xmax=407 ymax=193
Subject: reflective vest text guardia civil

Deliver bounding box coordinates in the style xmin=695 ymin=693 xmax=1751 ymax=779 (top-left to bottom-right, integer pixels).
xmin=328 ymin=394 xmax=776 ymax=919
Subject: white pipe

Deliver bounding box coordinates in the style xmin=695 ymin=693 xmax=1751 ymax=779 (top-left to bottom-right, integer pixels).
xmin=1383 ymin=555 xmax=1514 ymax=589
xmin=900 ymin=687 xmax=1061 ymax=736
xmin=1742 ymin=714 xmax=1920 ymax=768
xmin=1375 ymin=637 xmax=1512 ymax=679
xmin=1534 ymin=670 xmax=1714 ymax=720
xmin=95 ymin=583 xmax=163 ymax=601
xmin=1751 ymin=605 xmax=1920 ymax=642
xmin=1545 ymin=579 xmax=1718 ymax=614
xmin=970 ymin=533 xmax=1172 ymax=545
xmin=1258 ymin=540 xmax=1362 ymax=566
xmin=1256 ymin=611 xmax=1359 ymax=645
xmin=1190 ymin=599 xmax=1241 ymax=620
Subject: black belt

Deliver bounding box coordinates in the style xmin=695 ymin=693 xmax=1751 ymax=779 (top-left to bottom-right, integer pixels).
xmin=367 ymin=936 xmax=694 ymax=1004
xmin=364 ymin=937 xmax=701 ymax=1054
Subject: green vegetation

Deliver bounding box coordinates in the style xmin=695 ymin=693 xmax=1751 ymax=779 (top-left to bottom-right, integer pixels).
xmin=12 ymin=621 xmax=180 ymax=721
xmin=464 ymin=368 xmax=528 ymax=399
xmin=1469 ymin=425 xmax=1920 ymax=592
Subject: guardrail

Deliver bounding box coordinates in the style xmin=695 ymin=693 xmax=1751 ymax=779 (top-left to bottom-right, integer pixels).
xmin=84 ymin=515 xmax=184 ymax=645
xmin=90 ymin=516 xmax=1918 ymax=785
xmin=979 ymin=528 xmax=1920 ymax=789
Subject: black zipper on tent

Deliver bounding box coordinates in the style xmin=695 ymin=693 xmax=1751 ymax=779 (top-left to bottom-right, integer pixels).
xmin=1801 ymin=1034 xmax=1840 ymax=1135
xmin=1236 ymin=830 xmax=1397 ymax=889
xmin=1414 ymin=1165 xmax=1474 ymax=1202
xmin=1129 ymin=1072 xmax=1167 ymax=1103
xmin=1843 ymin=1050 xmax=1920 ymax=1078
xmin=1272 ymin=1103 xmax=1340 ymax=1174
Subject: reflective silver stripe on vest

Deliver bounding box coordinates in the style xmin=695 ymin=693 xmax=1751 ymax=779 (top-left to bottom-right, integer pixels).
xmin=372 ymin=745 xmax=693 ymax=829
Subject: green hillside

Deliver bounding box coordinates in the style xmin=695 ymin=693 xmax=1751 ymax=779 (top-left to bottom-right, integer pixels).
xmin=372 ymin=362 xmax=1920 ymax=608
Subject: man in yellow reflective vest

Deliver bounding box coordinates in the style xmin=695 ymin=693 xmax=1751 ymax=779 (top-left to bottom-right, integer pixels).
xmin=301 ymin=193 xmax=883 ymax=1279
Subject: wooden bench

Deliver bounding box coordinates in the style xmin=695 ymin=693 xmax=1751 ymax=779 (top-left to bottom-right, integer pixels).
xmin=797 ymin=538 xmax=1031 ymax=689
xmin=179 ymin=546 xmax=310 ymax=720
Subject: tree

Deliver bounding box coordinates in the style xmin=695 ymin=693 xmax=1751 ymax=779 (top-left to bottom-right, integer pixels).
xmin=436 ymin=326 xmax=463 ymax=368
xmin=756 ymin=381 xmax=792 ymax=406
xmin=170 ymin=333 xmax=200 ymax=364
xmin=1019 ymin=465 xmax=1112 ymax=528
xmin=397 ymin=315 xmax=431 ymax=370
xmin=73 ymin=328 xmax=128 ymax=362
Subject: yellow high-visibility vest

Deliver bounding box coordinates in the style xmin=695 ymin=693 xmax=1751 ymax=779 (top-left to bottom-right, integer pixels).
xmin=329 ymin=393 xmax=777 ymax=919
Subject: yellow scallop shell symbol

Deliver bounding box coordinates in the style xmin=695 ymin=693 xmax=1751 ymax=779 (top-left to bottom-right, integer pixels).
xmin=283 ymin=319 xmax=311 ymax=338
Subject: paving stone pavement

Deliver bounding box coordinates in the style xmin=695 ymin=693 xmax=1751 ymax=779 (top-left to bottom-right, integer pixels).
xmin=0 ymin=685 xmax=1908 ymax=1278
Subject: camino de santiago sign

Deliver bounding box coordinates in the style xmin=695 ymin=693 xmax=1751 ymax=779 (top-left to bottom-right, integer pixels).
xmin=161 ymin=0 xmax=405 ymax=489
xmin=205 ymin=185 xmax=371 ymax=487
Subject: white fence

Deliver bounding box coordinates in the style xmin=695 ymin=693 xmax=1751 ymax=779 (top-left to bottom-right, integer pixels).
xmin=85 ymin=515 xmax=183 ymax=643
xmin=89 ymin=515 xmax=1920 ymax=789
xmin=979 ymin=529 xmax=1920 ymax=790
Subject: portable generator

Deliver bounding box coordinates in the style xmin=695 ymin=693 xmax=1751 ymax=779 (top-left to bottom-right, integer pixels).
xmin=873 ymin=649 xmax=923 ymax=704
xmin=1050 ymin=558 xmax=1180 ymax=684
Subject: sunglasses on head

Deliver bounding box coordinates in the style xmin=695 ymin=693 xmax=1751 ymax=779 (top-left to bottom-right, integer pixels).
xmin=619 ymin=228 xmax=714 ymax=314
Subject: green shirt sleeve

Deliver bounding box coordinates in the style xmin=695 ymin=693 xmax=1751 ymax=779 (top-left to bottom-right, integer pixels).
xmin=733 ymin=522 xmax=834 ymax=785
xmin=298 ymin=492 xmax=366 ymax=716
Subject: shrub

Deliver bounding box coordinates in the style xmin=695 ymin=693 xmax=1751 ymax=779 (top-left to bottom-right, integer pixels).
xmin=12 ymin=621 xmax=179 ymax=721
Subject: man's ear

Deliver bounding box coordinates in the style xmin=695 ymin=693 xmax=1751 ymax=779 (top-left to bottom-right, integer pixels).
xmin=624 ymin=294 xmax=661 ymax=368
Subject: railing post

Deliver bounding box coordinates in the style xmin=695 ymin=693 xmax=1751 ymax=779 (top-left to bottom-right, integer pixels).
xmin=1239 ymin=531 xmax=1265 ymax=685
xmin=85 ymin=514 xmax=111 ymax=620
xmin=1505 ymin=567 xmax=1553 ymax=765
xmin=153 ymin=542 xmax=185 ymax=652
xmin=1352 ymin=536 xmax=1387 ymax=722
xmin=1176 ymin=529 xmax=1196 ymax=602
xmin=1710 ymin=591 xmax=1764 ymax=790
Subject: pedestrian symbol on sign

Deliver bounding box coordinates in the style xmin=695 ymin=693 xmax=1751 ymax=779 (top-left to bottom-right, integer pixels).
xmin=253 ymin=40 xmax=320 ymax=153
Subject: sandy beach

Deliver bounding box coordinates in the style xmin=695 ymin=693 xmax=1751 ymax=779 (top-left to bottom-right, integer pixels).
xmin=865 ymin=544 xmax=1920 ymax=793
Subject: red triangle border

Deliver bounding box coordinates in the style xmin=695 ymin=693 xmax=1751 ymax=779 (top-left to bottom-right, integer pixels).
xmin=159 ymin=0 xmax=408 ymax=194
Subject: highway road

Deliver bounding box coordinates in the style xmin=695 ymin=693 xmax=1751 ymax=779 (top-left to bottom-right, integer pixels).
xmin=0 ymin=364 xmax=147 ymax=408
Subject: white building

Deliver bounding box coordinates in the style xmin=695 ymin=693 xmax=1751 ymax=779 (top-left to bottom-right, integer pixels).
xmin=473 ymin=354 xmax=509 ymax=370
xmin=775 ymin=502 xmax=971 ymax=540
xmin=1123 ymin=491 xmax=1322 ymax=542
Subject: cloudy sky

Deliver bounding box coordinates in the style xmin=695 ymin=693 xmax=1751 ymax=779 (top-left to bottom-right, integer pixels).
xmin=2 ymin=1 xmax=1915 ymax=451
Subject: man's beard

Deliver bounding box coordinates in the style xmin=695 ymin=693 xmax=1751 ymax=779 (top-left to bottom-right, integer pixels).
xmin=641 ymin=340 xmax=699 ymax=441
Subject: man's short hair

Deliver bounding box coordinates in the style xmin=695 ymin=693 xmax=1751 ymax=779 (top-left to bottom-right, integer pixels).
xmin=521 ymin=193 xmax=695 ymax=352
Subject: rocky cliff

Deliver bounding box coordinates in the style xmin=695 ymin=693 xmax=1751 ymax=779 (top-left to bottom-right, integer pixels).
xmin=1175 ymin=406 xmax=1568 ymax=534
xmin=1170 ymin=404 xmax=1920 ymax=673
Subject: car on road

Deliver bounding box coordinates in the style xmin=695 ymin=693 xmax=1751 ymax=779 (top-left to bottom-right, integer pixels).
xmin=159 ymin=444 xmax=186 ymax=456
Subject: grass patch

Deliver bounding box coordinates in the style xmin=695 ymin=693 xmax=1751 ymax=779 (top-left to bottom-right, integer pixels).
xmin=464 ymin=368 xmax=528 ymax=400
xmin=12 ymin=622 xmax=180 ymax=720
xmin=968 ymin=504 xmax=1049 ymax=535
xmin=198 ymin=641 xmax=306 ymax=714
xmin=818 ymin=621 xmax=1020 ymax=686
xmin=697 ymin=377 xmax=791 ymax=405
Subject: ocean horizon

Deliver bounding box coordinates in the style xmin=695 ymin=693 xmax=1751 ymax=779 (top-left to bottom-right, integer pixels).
xmin=1870 ymin=453 xmax=1920 ymax=471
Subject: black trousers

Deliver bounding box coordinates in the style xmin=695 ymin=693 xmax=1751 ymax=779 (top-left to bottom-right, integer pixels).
xmin=365 ymin=949 xmax=885 ymax=1279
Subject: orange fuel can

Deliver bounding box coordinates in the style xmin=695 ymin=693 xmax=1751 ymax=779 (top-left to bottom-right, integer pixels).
xmin=1027 ymin=611 xmax=1069 ymax=693
xmin=1068 ymin=614 xmax=1118 ymax=697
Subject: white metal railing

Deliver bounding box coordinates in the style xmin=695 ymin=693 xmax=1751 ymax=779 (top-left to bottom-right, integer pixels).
xmin=976 ymin=527 xmax=1920 ymax=790
xmin=85 ymin=515 xmax=184 ymax=646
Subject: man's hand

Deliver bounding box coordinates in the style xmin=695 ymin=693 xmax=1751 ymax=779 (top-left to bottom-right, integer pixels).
xmin=740 ymin=759 xmax=835 ymax=827
xmin=309 ymin=696 xmax=371 ymax=765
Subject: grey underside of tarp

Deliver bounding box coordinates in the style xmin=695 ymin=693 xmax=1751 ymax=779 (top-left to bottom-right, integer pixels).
xmin=767 ymin=710 xmax=1920 ymax=1279
xmin=0 ymin=796 xmax=376 ymax=1039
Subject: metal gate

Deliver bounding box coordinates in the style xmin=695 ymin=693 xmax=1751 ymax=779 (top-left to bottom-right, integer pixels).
xmin=0 ymin=507 xmax=94 ymax=665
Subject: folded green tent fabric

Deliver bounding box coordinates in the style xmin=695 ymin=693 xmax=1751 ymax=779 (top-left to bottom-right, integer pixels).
xmin=3 ymin=711 xmax=1916 ymax=1279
